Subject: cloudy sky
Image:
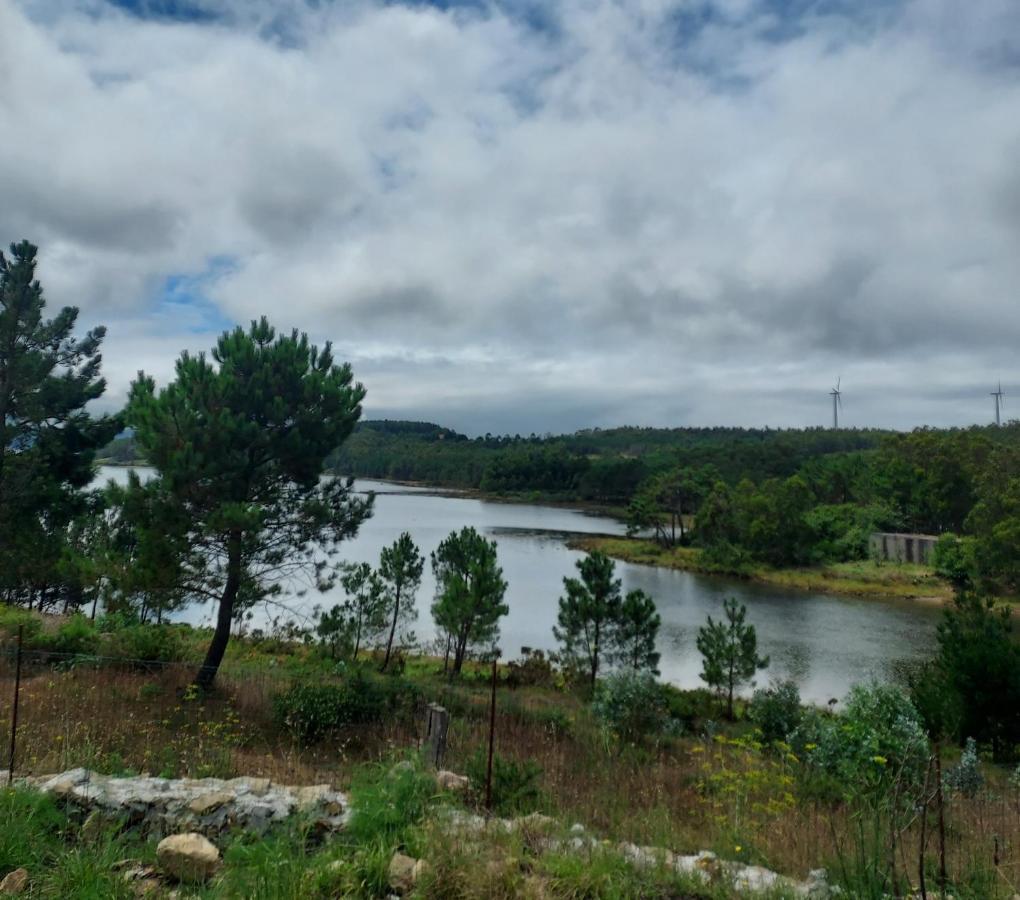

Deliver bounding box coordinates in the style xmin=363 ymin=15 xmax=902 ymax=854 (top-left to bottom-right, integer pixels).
xmin=2 ymin=0 xmax=1018 ymax=435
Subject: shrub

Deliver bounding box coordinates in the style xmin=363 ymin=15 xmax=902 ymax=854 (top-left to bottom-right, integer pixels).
xmin=506 ymin=648 xmax=557 ymax=689
xmin=943 ymin=737 xmax=984 ymax=798
xmin=465 ymin=749 xmax=546 ymax=816
xmin=932 ymin=534 xmax=977 ymax=588
xmin=49 ymin=615 xmax=99 ymax=657
xmin=0 ymin=607 xmax=43 ymax=644
xmin=592 ymin=671 xmax=670 ymax=743
xmin=749 ymin=679 xmax=803 ymax=745
xmin=792 ymin=683 xmax=929 ymax=795
xmin=274 ymin=670 xmax=420 ymax=744
xmin=104 ymin=624 xmax=184 ymax=663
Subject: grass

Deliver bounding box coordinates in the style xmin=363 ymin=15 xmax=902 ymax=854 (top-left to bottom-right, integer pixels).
xmin=570 ymin=536 xmax=955 ymax=603
xmin=1 ymin=625 xmax=1018 ymax=897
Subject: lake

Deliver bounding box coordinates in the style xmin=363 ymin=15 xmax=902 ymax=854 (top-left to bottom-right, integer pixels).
xmin=95 ymin=467 xmax=940 ymax=704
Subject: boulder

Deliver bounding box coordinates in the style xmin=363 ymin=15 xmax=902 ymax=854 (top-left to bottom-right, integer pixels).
xmin=156 ymin=833 xmax=220 ymax=883
xmin=188 ymin=791 xmax=233 ymax=815
xmin=0 ymin=869 xmax=28 ymax=895
xmin=435 ymin=770 xmax=469 ymax=792
xmin=387 ymin=853 xmax=427 ymax=894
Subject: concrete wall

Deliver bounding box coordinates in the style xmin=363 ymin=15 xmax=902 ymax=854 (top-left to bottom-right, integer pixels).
xmin=869 ymin=532 xmax=939 ymax=565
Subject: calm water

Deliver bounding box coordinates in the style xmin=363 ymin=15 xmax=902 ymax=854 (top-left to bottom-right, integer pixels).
xmin=95 ymin=467 xmax=940 ymax=703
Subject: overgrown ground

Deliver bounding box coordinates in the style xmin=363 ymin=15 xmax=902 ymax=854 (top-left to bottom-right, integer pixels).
xmin=571 ymin=536 xmax=955 ymax=604
xmin=1 ymin=615 xmax=1018 ymax=897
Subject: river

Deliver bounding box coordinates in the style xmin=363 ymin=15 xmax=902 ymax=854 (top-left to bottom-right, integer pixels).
xmin=95 ymin=467 xmax=940 ymax=703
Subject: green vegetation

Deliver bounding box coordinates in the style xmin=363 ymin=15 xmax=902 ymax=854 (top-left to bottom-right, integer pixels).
xmin=696 ymin=599 xmax=769 ymax=720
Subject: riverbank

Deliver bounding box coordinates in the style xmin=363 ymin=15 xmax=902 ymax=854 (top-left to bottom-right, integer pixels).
xmin=568 ymin=536 xmax=955 ymax=604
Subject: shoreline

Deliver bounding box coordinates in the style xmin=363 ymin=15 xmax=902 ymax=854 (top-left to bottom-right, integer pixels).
xmin=568 ymin=535 xmax=956 ymax=606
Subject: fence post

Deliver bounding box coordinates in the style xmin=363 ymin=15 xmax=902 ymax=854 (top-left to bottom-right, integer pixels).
xmin=423 ymin=703 xmax=449 ymax=769
xmin=7 ymin=625 xmax=24 ymax=784
xmin=485 ymin=655 xmax=497 ymax=812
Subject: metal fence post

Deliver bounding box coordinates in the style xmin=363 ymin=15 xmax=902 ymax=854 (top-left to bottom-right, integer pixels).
xmin=7 ymin=625 xmax=24 ymax=784
xmin=485 ymin=656 xmax=497 ymax=811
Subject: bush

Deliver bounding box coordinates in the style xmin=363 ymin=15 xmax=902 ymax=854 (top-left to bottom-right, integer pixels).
xmin=792 ymin=683 xmax=929 ymax=795
xmin=506 ymin=648 xmax=557 ymax=689
xmin=932 ymin=534 xmax=976 ymax=587
xmin=465 ymin=749 xmax=546 ymax=816
xmin=943 ymin=737 xmax=984 ymax=798
xmin=104 ymin=624 xmax=184 ymax=663
xmin=48 ymin=615 xmax=99 ymax=657
xmin=592 ymin=671 xmax=671 ymax=743
xmin=274 ymin=670 xmax=420 ymax=744
xmin=0 ymin=607 xmax=43 ymax=644
xmin=749 ymin=679 xmax=803 ymax=745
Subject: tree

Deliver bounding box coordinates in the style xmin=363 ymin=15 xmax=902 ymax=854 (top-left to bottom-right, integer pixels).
xmin=125 ymin=318 xmax=373 ymax=688
xmin=0 ymin=240 xmax=117 ymax=605
xmin=316 ymin=562 xmax=388 ymax=660
xmin=609 ymin=589 xmax=661 ymax=674
xmin=430 ymin=526 xmax=508 ymax=675
xmin=554 ymin=551 xmax=622 ymax=688
xmin=696 ymin=597 xmax=769 ymax=719
xmin=378 ymin=532 xmax=424 ymax=671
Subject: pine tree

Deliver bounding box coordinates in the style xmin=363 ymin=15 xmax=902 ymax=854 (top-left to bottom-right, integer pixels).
xmin=125 ymin=317 xmax=373 ymax=688
xmin=430 ymin=526 xmax=508 ymax=675
xmin=315 ymin=562 xmax=388 ymax=660
xmin=0 ymin=240 xmax=117 ymax=605
xmin=553 ymin=550 xmax=622 ymax=688
xmin=378 ymin=532 xmax=424 ymax=671
xmin=609 ymin=589 xmax=661 ymax=674
xmin=696 ymin=597 xmax=769 ymax=719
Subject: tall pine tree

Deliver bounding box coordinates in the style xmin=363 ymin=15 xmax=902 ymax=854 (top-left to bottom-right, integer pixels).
xmin=0 ymin=240 xmax=116 ymax=606
xmin=125 ymin=317 xmax=372 ymax=687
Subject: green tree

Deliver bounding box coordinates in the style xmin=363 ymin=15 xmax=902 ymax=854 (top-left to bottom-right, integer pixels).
xmin=378 ymin=532 xmax=424 ymax=671
xmin=0 ymin=240 xmax=117 ymax=606
xmin=696 ymin=597 xmax=769 ymax=719
xmin=553 ymin=551 xmax=622 ymax=688
xmin=125 ymin=318 xmax=373 ymax=688
xmin=430 ymin=526 xmax=508 ymax=675
xmin=609 ymin=589 xmax=661 ymax=674
xmin=316 ymin=562 xmax=388 ymax=660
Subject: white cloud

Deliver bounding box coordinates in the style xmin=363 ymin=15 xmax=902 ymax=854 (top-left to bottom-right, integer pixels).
xmin=2 ymin=0 xmax=1019 ymax=433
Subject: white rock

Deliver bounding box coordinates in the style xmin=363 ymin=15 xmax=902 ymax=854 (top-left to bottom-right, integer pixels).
xmin=0 ymin=868 xmax=29 ymax=895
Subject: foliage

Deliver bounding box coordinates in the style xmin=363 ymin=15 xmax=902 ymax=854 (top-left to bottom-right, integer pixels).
xmin=346 ymin=758 xmax=437 ymax=848
xmin=273 ymin=670 xmax=419 ymax=744
xmin=47 ymin=615 xmax=99 ymax=657
xmin=696 ymin=598 xmax=769 ymax=719
xmin=377 ymin=531 xmax=424 ymax=670
xmin=943 ymin=737 xmax=984 ymax=799
xmin=104 ymin=623 xmax=185 ymax=663
xmin=430 ymin=526 xmax=508 ymax=675
xmin=748 ymin=680 xmax=803 ymax=745
xmin=553 ymin=551 xmax=621 ymax=687
xmin=122 ymin=317 xmax=373 ymax=687
xmin=932 ymin=534 xmax=977 ymax=588
xmin=791 ymin=683 xmax=929 ymax=795
xmin=607 ymin=589 xmax=661 ymax=675
xmin=315 ymin=562 xmax=388 ymax=660
xmin=505 ymin=648 xmax=557 ymax=689
xmin=465 ymin=748 xmax=546 ymax=816
xmin=592 ymin=670 xmax=671 ymax=743
xmin=0 ymin=240 xmax=118 ymax=608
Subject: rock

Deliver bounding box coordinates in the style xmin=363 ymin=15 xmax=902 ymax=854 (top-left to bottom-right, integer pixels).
xmin=156 ymin=833 xmax=220 ymax=883
xmin=188 ymin=791 xmax=234 ymax=815
xmin=0 ymin=869 xmax=28 ymax=895
xmin=388 ymin=853 xmax=425 ymax=894
xmin=435 ymin=770 xmax=469 ymax=792
xmin=295 ymin=785 xmax=331 ymax=810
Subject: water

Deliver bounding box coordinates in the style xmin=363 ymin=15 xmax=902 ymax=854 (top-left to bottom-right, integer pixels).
xmin=94 ymin=467 xmax=940 ymax=703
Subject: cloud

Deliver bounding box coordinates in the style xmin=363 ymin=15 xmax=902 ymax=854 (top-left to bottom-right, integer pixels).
xmin=2 ymin=0 xmax=1019 ymax=433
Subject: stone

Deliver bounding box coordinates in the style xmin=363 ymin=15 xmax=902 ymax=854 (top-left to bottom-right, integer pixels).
xmin=295 ymin=785 xmax=331 ymax=810
xmin=435 ymin=770 xmax=470 ymax=792
xmin=188 ymin=791 xmax=234 ymax=815
xmin=156 ymin=833 xmax=220 ymax=884
xmin=387 ymin=853 xmax=421 ymax=894
xmin=0 ymin=869 xmax=28 ymax=895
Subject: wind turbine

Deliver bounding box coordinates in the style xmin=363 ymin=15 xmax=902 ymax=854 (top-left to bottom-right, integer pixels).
xmin=830 ymin=378 xmax=842 ymax=429
xmin=991 ymin=381 xmax=1005 ymax=426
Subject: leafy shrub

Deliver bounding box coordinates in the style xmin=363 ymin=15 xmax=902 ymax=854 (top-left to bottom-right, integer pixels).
xmin=698 ymin=541 xmax=754 ymax=576
xmin=274 ymin=670 xmax=420 ymax=744
xmin=465 ymin=749 xmax=546 ymax=816
xmin=105 ymin=624 xmax=184 ymax=663
xmin=932 ymin=534 xmax=977 ymax=587
xmin=0 ymin=607 xmax=43 ymax=644
xmin=506 ymin=648 xmax=557 ymax=689
xmin=749 ymin=679 xmax=803 ymax=745
xmin=661 ymin=685 xmax=717 ymax=731
xmin=791 ymin=683 xmax=929 ymax=795
xmin=592 ymin=671 xmax=671 ymax=743
xmin=48 ymin=615 xmax=99 ymax=656
xmin=944 ymin=737 xmax=984 ymax=798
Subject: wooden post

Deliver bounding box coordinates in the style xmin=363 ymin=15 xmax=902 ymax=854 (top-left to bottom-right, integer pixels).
xmin=423 ymin=704 xmax=449 ymax=769
xmin=934 ymin=746 xmax=947 ymax=891
xmin=485 ymin=656 xmax=497 ymax=812
xmin=7 ymin=626 xmax=24 ymax=784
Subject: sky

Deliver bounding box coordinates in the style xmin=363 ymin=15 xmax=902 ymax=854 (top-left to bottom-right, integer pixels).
xmin=1 ymin=0 xmax=1018 ymax=436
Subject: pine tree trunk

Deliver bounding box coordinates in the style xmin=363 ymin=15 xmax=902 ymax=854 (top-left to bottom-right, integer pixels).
xmin=382 ymin=582 xmax=401 ymax=671
xmin=195 ymin=532 xmax=242 ymax=690
xmin=590 ymin=620 xmax=600 ymax=688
